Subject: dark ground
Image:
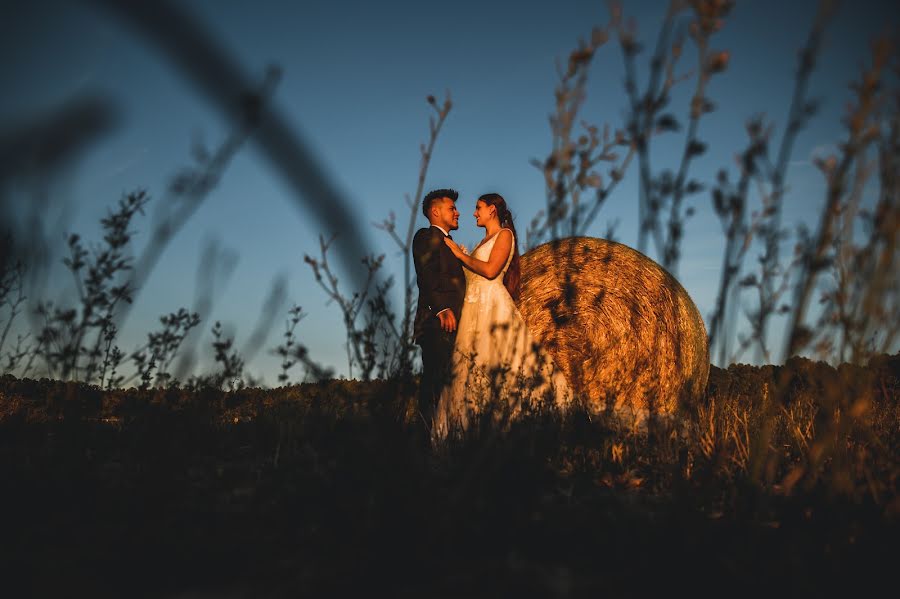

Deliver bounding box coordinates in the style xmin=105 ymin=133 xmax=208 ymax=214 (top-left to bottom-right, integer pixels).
xmin=0 ymin=370 xmax=897 ymax=598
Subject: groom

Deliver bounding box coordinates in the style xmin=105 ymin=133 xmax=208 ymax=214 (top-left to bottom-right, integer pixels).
xmin=412 ymin=188 xmax=465 ymax=430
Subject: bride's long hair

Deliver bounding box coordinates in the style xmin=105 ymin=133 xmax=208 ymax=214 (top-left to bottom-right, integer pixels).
xmin=479 ymin=193 xmax=521 ymax=302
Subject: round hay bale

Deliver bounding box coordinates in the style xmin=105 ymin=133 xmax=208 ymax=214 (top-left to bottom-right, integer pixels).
xmin=517 ymin=236 xmax=709 ymax=415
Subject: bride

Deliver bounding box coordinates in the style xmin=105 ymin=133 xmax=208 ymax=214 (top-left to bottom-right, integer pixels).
xmin=433 ymin=193 xmax=571 ymax=441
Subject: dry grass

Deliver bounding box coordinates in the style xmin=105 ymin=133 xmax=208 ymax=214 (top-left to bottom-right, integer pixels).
xmin=0 ymin=358 xmax=896 ymax=595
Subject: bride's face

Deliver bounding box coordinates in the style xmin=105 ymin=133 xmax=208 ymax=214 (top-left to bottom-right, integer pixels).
xmin=473 ymin=200 xmax=496 ymax=228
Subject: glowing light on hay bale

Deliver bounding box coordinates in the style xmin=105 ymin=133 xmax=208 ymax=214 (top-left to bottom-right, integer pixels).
xmin=518 ymin=237 xmax=709 ymax=414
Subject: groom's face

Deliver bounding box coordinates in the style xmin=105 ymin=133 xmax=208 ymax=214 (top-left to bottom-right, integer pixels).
xmin=432 ymin=197 xmax=459 ymax=231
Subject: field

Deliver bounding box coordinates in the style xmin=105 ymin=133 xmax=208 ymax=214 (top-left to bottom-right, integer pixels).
xmin=2 ymin=2 xmax=898 ymax=597
xmin=1 ymin=354 xmax=897 ymax=598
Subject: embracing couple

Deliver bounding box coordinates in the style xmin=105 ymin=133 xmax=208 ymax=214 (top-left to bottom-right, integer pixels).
xmin=412 ymin=189 xmax=571 ymax=443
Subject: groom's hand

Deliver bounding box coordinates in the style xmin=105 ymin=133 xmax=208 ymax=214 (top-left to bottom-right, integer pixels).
xmin=437 ymin=309 xmax=457 ymax=333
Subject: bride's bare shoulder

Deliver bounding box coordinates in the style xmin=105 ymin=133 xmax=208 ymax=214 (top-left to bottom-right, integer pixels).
xmin=493 ymin=228 xmax=514 ymax=249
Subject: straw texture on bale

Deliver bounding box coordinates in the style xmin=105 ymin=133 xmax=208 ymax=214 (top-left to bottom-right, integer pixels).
xmin=517 ymin=237 xmax=709 ymax=415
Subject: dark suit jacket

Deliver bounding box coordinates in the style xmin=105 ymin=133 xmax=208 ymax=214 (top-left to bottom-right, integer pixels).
xmin=412 ymin=226 xmax=466 ymax=343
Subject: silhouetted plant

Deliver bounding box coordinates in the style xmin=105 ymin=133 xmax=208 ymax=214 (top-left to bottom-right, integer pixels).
xmin=708 ymin=2 xmax=834 ymax=366
xmin=302 ymin=93 xmax=461 ymax=383
xmin=528 ymin=2 xmax=732 ymax=264
xmin=273 ymin=304 xmax=306 ymax=384
xmin=610 ymin=1 xmax=730 ymax=273
xmin=747 ymin=36 xmax=900 ymax=489
xmin=100 ymin=324 xmax=124 ymax=390
xmin=0 ymin=252 xmax=29 ymax=373
xmin=172 ymin=238 xmax=239 ymax=382
xmin=207 ymin=320 xmax=245 ymax=390
xmin=304 ymin=235 xmax=392 ymax=381
xmin=271 ymin=304 xmax=334 ymax=384
xmin=29 ymin=190 xmax=147 ymax=383
xmin=375 ymin=92 xmax=453 ymax=378
xmin=125 ymin=308 xmax=201 ymax=390
xmin=706 ymin=117 xmax=770 ymax=365
xmin=783 ymin=36 xmax=897 ymax=365
xmin=527 ymin=22 xmax=634 ymax=249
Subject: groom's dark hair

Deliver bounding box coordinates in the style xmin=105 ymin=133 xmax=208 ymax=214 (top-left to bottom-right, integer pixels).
xmin=422 ymin=188 xmax=459 ymax=218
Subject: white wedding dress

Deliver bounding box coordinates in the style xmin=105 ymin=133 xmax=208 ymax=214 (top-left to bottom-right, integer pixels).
xmin=432 ymin=228 xmax=572 ymax=441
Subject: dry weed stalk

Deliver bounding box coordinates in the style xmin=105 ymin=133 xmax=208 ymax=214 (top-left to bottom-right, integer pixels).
xmin=696 ymin=397 xmax=718 ymax=460
xmin=375 ymin=92 xmax=453 ymax=377
xmin=614 ymin=0 xmax=734 ymax=274
xmin=304 ymin=235 xmax=389 ymax=380
xmin=306 ymin=93 xmax=453 ymax=381
xmin=527 ymin=21 xmax=633 ymax=247
xmin=749 ymin=36 xmax=900 ymax=489
xmin=780 ymin=396 xmax=816 ymax=453
xmin=271 ymin=304 xmax=333 ymax=384
xmin=0 ymin=254 xmax=28 ymax=373
xmin=726 ymin=403 xmax=751 ymax=470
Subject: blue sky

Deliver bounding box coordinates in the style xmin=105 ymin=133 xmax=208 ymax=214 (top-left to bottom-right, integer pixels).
xmin=1 ymin=0 xmax=896 ymax=383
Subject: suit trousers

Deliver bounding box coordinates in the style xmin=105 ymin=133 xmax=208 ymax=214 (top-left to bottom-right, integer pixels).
xmin=417 ymin=327 xmax=456 ymax=427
